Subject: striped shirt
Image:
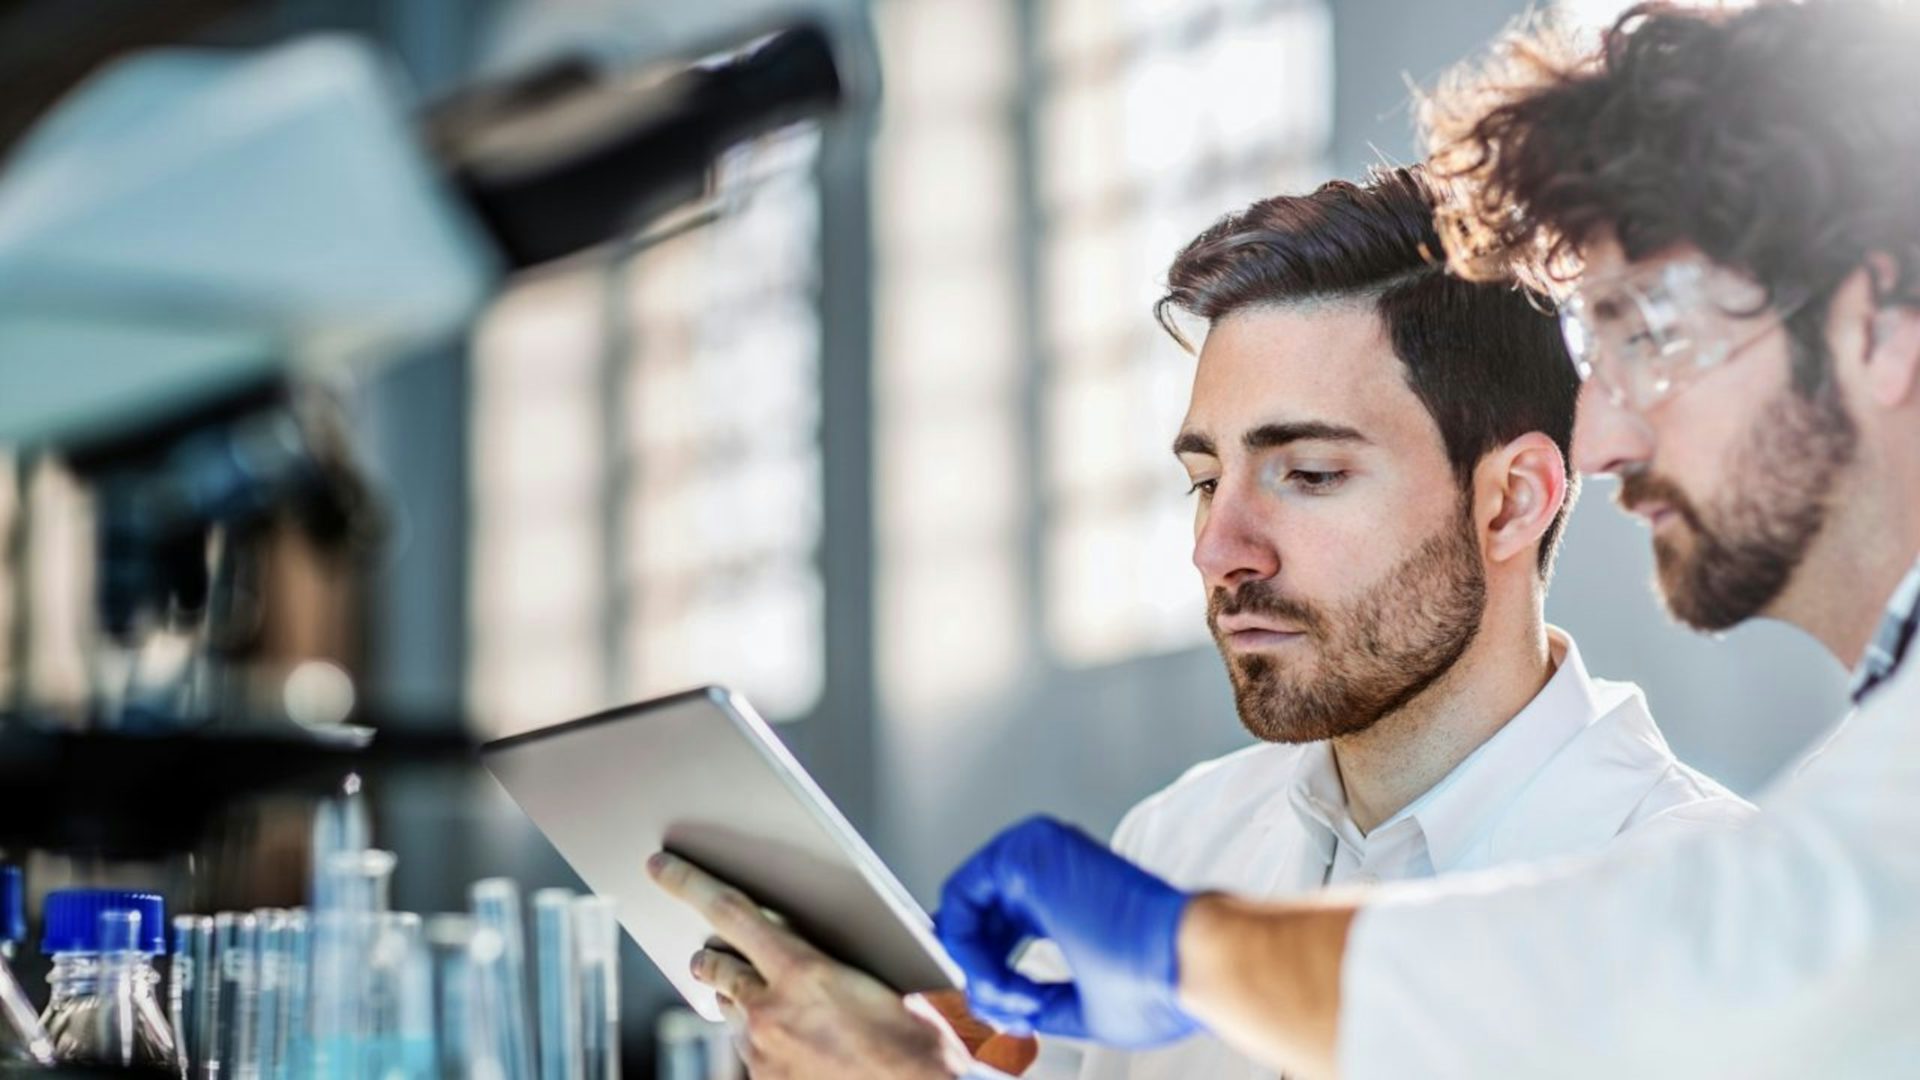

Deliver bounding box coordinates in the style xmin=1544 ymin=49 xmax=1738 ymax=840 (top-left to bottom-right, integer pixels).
xmin=1848 ymin=556 xmax=1920 ymax=703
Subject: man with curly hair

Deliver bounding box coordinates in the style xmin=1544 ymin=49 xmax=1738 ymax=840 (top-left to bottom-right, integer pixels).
xmin=918 ymin=2 xmax=1920 ymax=1078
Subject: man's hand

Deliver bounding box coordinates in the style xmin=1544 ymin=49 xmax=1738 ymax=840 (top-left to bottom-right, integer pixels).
xmin=935 ymin=815 xmax=1199 ymax=1048
xmin=646 ymin=850 xmax=977 ymax=1080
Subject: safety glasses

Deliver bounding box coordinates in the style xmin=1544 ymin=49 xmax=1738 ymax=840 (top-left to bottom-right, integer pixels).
xmin=1558 ymin=258 xmax=1810 ymax=411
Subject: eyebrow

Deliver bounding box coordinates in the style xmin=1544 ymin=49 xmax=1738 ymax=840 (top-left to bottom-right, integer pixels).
xmin=1172 ymin=421 xmax=1370 ymax=458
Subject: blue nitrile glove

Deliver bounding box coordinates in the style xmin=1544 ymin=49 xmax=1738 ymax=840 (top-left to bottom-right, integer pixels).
xmin=934 ymin=815 xmax=1199 ymax=1048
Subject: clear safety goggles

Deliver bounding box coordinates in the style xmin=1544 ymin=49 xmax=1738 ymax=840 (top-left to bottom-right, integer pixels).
xmin=1558 ymin=258 xmax=1807 ymax=411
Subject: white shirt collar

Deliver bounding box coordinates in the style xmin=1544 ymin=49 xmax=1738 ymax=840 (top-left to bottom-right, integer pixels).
xmin=1284 ymin=627 xmax=1609 ymax=873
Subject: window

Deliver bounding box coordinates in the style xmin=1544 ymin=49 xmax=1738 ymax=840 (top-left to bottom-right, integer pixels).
xmin=1037 ymin=0 xmax=1334 ymax=665
xmin=871 ymin=0 xmax=1028 ymax=717
xmin=477 ymin=0 xmax=1340 ymax=729
xmin=0 ymin=457 xmax=91 ymax=713
xmin=469 ymin=133 xmax=826 ymax=735
xmin=871 ymin=0 xmax=1337 ymax=713
xmin=875 ymin=0 xmax=1036 ymax=714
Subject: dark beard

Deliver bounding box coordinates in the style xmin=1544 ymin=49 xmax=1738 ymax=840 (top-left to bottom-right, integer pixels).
xmin=1621 ymin=379 xmax=1857 ymax=632
xmin=1209 ymin=501 xmax=1487 ymax=743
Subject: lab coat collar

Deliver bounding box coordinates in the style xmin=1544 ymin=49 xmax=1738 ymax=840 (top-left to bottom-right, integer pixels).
xmin=1283 ymin=628 xmax=1641 ymax=873
xmin=1285 ymin=741 xmax=1348 ymax=869
xmin=1410 ymin=627 xmax=1605 ymax=871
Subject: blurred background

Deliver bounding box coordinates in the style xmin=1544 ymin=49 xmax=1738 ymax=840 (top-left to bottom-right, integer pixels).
xmin=0 ymin=0 xmax=1844 ymax=1074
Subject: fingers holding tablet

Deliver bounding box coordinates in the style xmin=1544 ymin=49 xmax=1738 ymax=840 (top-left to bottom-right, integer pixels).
xmin=646 ymin=850 xmax=820 ymax=979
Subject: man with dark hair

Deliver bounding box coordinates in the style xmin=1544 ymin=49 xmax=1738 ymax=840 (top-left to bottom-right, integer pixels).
xmin=643 ymin=166 xmax=1749 ymax=1080
xmin=1070 ymin=165 xmax=1749 ymax=1080
xmin=920 ymin=2 xmax=1920 ymax=1078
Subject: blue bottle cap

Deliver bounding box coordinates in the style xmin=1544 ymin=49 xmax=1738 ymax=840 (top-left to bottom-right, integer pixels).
xmin=0 ymin=867 xmax=22 ymax=945
xmin=41 ymin=889 xmax=166 ymax=955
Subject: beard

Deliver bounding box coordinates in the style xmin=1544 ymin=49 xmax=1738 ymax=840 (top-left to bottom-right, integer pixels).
xmin=1619 ymin=377 xmax=1857 ymax=633
xmin=1209 ymin=500 xmax=1487 ymax=744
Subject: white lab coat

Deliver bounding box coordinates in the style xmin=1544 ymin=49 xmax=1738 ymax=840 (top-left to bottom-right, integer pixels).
xmin=1070 ymin=630 xmax=1753 ymax=1080
xmin=1339 ymin=637 xmax=1920 ymax=1077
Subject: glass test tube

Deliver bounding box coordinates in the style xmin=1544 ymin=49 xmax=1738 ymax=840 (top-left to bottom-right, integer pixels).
xmin=571 ymin=897 xmax=619 ymax=1080
xmin=309 ymin=783 xmax=370 ymax=914
xmin=307 ymin=780 xmax=368 ymax=1080
xmin=470 ymin=879 xmax=535 ymax=1080
xmin=313 ymin=849 xmax=396 ymax=1080
xmin=428 ymin=915 xmax=476 ymax=1080
xmin=0 ymin=949 xmax=51 ymax=1065
xmin=366 ymin=912 xmax=433 ymax=1080
xmin=218 ymin=912 xmax=261 ymax=1080
xmin=279 ymin=909 xmax=311 ymax=1080
xmin=97 ymin=909 xmax=143 ymax=1068
xmin=253 ymin=911 xmax=287 ymax=1080
xmin=429 ymin=915 xmax=507 ymax=1080
xmin=171 ymin=915 xmax=212 ymax=1077
xmin=207 ymin=913 xmax=238 ymax=1077
xmin=654 ymin=1008 xmax=739 ymax=1080
xmin=533 ymin=890 xmax=582 ymax=1080
xmin=194 ymin=914 xmax=221 ymax=1080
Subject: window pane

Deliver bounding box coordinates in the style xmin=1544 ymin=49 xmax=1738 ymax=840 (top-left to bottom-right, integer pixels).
xmin=1038 ymin=0 xmax=1333 ymax=666
xmin=1045 ymin=497 xmax=1203 ymax=666
xmin=614 ymin=131 xmax=827 ymax=718
xmin=470 ymin=131 xmax=829 ymax=730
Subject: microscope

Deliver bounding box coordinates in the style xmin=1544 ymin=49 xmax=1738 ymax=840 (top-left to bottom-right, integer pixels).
xmin=0 ymin=15 xmax=855 ymax=863
xmin=0 ymin=19 xmax=848 ymax=739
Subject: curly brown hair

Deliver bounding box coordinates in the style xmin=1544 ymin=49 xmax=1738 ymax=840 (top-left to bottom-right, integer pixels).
xmin=1420 ymin=0 xmax=1920 ymax=387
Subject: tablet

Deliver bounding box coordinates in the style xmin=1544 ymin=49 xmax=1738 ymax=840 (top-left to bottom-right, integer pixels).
xmin=480 ymin=686 xmax=963 ymax=1021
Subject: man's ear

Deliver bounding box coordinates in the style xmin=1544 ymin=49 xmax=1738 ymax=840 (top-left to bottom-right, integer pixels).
xmin=1866 ymin=307 xmax=1920 ymax=406
xmin=1836 ymin=257 xmax=1920 ymax=408
xmin=1477 ymin=432 xmax=1568 ymax=571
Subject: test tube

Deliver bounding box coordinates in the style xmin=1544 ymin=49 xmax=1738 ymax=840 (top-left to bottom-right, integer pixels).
xmin=0 ymin=948 xmax=51 ymax=1065
xmin=325 ymin=849 xmax=395 ymax=915
xmin=313 ymin=850 xmax=396 ymax=1080
xmin=309 ymin=781 xmax=370 ymax=914
xmin=217 ymin=913 xmax=261 ymax=1080
xmin=533 ymin=890 xmax=582 ymax=1080
xmin=208 ymin=913 xmax=238 ymax=1076
xmin=192 ymin=915 xmax=222 ymax=1080
xmin=654 ymin=1008 xmax=740 ymax=1080
xmin=431 ymin=915 xmax=508 ymax=1080
xmin=360 ymin=912 xmax=432 ymax=1080
xmin=279 ymin=910 xmax=311 ymax=1080
xmin=469 ymin=879 xmax=535 ymax=1080
xmin=98 ymin=909 xmax=143 ymax=1068
xmin=570 ymin=897 xmax=618 ymax=1080
xmin=253 ymin=911 xmax=288 ymax=1080
xmin=428 ymin=916 xmax=475 ymax=1080
xmin=171 ymin=915 xmax=212 ymax=1077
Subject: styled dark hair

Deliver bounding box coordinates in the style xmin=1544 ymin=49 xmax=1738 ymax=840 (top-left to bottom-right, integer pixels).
xmin=1157 ymin=167 xmax=1579 ymax=576
xmin=1421 ymin=0 xmax=1920 ymax=392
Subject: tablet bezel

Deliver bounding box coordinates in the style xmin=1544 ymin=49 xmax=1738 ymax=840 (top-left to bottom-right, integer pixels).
xmin=481 ymin=685 xmax=963 ymax=1019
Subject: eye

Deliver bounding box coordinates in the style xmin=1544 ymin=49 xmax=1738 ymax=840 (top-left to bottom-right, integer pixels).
xmin=1185 ymin=478 xmax=1218 ymax=500
xmin=1288 ymin=469 xmax=1348 ymax=493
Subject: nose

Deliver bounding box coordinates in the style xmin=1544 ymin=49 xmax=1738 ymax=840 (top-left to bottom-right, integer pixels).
xmin=1569 ymin=379 xmax=1656 ymax=478
xmin=1192 ymin=480 xmax=1281 ymax=592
